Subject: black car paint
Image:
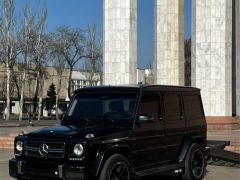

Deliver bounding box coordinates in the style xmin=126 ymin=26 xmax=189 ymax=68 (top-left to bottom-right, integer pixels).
xmin=9 ymin=85 xmax=207 ymax=180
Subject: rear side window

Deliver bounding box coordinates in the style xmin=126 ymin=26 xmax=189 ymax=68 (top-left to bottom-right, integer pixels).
xmin=138 ymin=91 xmax=160 ymax=120
xmin=164 ymin=94 xmax=181 ymax=121
xmin=183 ymin=95 xmax=203 ymax=119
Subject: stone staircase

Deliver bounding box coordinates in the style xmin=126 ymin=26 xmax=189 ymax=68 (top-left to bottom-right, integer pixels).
xmin=206 ymin=117 xmax=240 ymax=131
xmin=0 ymin=133 xmax=18 ymax=150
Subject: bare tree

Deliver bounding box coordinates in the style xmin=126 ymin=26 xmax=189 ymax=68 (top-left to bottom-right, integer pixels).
xmin=53 ymin=26 xmax=86 ymax=99
xmin=18 ymin=1 xmax=37 ymax=121
xmin=0 ymin=0 xmax=19 ymax=120
xmin=84 ymin=24 xmax=103 ymax=85
xmin=16 ymin=1 xmax=47 ymax=121
xmin=54 ymin=56 xmax=66 ymax=121
xmin=50 ymin=38 xmax=67 ymax=120
xmin=30 ymin=7 xmax=47 ymax=120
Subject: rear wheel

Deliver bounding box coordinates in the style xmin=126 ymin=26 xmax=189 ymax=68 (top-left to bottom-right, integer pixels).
xmin=99 ymin=154 xmax=132 ymax=180
xmin=182 ymin=143 xmax=205 ymax=180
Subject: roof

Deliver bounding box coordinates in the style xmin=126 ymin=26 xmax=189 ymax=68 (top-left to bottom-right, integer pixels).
xmin=75 ymin=84 xmax=200 ymax=93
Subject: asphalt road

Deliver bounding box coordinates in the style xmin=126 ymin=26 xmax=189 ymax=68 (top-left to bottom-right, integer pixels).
xmin=1 ymin=150 xmax=240 ymax=180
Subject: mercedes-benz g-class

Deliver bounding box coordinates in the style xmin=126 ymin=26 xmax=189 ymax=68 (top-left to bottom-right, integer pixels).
xmin=9 ymin=85 xmax=207 ymax=180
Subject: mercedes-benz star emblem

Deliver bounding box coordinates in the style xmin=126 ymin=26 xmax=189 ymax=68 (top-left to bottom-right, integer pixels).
xmin=39 ymin=144 xmax=49 ymax=156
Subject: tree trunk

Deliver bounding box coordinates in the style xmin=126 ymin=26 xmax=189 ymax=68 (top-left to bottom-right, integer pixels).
xmin=37 ymin=96 xmax=43 ymax=121
xmin=19 ymin=69 xmax=26 ymax=121
xmin=55 ymin=75 xmax=62 ymax=121
xmin=37 ymin=75 xmax=44 ymax=121
xmin=33 ymin=77 xmax=39 ymax=119
xmin=5 ymin=62 xmax=11 ymax=121
xmin=55 ymin=94 xmax=59 ymax=121
xmin=67 ymin=66 xmax=73 ymax=100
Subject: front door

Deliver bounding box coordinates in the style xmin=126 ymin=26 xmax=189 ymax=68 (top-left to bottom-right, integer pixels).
xmin=131 ymin=90 xmax=165 ymax=170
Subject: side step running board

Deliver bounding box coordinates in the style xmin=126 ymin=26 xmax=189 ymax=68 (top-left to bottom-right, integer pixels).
xmin=135 ymin=162 xmax=184 ymax=177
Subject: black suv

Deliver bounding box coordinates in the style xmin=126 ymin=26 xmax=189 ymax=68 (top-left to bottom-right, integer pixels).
xmin=9 ymin=85 xmax=207 ymax=180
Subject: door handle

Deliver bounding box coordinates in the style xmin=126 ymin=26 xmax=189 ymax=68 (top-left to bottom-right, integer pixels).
xmin=180 ymin=116 xmax=184 ymax=120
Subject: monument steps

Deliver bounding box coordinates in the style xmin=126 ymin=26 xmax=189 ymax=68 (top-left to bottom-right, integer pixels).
xmin=207 ymin=117 xmax=240 ymax=131
xmin=0 ymin=133 xmax=18 ymax=150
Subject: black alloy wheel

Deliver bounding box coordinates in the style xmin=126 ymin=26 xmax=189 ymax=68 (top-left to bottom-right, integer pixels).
xmin=109 ymin=161 xmax=130 ymax=180
xmin=191 ymin=149 xmax=204 ymax=178
xmin=182 ymin=143 xmax=206 ymax=180
xmin=99 ymin=154 xmax=132 ymax=180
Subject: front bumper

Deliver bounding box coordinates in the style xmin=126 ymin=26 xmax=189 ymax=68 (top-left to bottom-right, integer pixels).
xmin=9 ymin=158 xmax=86 ymax=180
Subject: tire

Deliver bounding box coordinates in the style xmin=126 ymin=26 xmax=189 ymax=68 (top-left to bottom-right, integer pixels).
xmin=99 ymin=154 xmax=132 ymax=180
xmin=182 ymin=143 xmax=206 ymax=180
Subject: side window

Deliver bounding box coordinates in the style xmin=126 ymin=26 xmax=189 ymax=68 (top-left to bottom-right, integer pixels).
xmin=183 ymin=95 xmax=203 ymax=119
xmin=164 ymin=93 xmax=181 ymax=121
xmin=138 ymin=91 xmax=160 ymax=120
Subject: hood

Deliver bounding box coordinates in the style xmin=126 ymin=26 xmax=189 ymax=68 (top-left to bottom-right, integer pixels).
xmin=26 ymin=124 xmax=129 ymax=140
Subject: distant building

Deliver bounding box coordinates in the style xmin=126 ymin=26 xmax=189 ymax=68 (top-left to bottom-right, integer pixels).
xmin=71 ymin=70 xmax=101 ymax=92
xmin=0 ymin=63 xmax=101 ymax=117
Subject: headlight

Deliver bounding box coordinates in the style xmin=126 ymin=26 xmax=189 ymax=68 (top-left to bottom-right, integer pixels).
xmin=73 ymin=144 xmax=84 ymax=156
xmin=16 ymin=141 xmax=23 ymax=152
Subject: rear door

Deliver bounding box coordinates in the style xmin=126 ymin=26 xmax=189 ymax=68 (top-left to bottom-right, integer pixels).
xmin=131 ymin=89 xmax=165 ymax=170
xmin=163 ymin=92 xmax=186 ymax=161
xmin=182 ymin=92 xmax=207 ymax=141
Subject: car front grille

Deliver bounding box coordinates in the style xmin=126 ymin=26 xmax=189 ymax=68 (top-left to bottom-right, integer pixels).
xmin=25 ymin=141 xmax=65 ymax=159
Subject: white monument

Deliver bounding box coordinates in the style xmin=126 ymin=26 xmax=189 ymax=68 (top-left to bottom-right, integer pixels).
xmin=103 ymin=0 xmax=137 ymax=85
xmin=192 ymin=0 xmax=233 ymax=116
xmin=103 ymin=0 xmax=239 ymax=118
xmin=154 ymin=0 xmax=185 ymax=85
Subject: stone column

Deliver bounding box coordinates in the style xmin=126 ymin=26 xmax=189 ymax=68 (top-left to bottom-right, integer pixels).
xmin=103 ymin=0 xmax=137 ymax=85
xmin=192 ymin=0 xmax=232 ymax=116
xmin=154 ymin=0 xmax=184 ymax=85
xmin=236 ymin=0 xmax=240 ymax=116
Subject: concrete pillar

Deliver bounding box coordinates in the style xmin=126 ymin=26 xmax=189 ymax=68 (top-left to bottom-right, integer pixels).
xmin=103 ymin=0 xmax=137 ymax=85
xmin=236 ymin=0 xmax=240 ymax=116
xmin=192 ymin=0 xmax=232 ymax=116
xmin=154 ymin=0 xmax=184 ymax=85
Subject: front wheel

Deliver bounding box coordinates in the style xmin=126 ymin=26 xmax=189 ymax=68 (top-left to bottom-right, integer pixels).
xmin=182 ymin=143 xmax=206 ymax=180
xmin=99 ymin=154 xmax=132 ymax=180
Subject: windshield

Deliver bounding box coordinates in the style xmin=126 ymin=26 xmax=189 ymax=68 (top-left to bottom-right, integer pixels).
xmin=62 ymin=91 xmax=138 ymax=128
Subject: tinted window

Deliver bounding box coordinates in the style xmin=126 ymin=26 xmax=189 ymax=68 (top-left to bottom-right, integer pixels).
xmin=68 ymin=92 xmax=137 ymax=118
xmin=164 ymin=94 xmax=181 ymax=121
xmin=183 ymin=95 xmax=203 ymax=119
xmin=64 ymin=92 xmax=138 ymax=128
xmin=138 ymin=91 xmax=160 ymax=120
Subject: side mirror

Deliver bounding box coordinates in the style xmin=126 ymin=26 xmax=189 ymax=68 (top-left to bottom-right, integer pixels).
xmin=137 ymin=114 xmax=154 ymax=123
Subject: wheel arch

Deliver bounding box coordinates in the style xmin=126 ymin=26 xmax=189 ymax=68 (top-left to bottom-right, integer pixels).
xmin=95 ymin=144 xmax=132 ymax=177
xmin=179 ymin=136 xmax=205 ymax=162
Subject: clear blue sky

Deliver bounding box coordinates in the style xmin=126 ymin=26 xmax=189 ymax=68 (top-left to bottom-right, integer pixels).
xmin=16 ymin=0 xmax=192 ymax=69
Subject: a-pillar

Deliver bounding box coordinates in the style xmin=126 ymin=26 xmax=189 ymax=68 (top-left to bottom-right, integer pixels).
xmin=103 ymin=0 xmax=137 ymax=85
xmin=154 ymin=0 xmax=185 ymax=85
xmin=192 ymin=0 xmax=233 ymax=116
